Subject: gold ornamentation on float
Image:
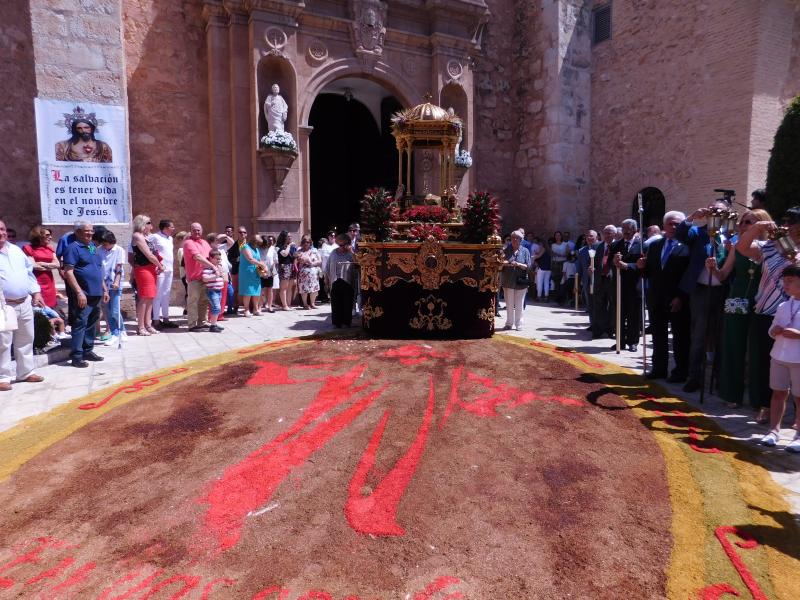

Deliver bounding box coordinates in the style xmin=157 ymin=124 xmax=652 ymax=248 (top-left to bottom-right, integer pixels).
xmin=386 ymin=237 xmax=475 ymax=289
xmin=409 ymin=295 xmax=452 ymax=331
xmin=477 ymin=298 xmax=496 ymax=324
xmin=356 ymin=247 xmax=382 ymax=291
xmin=361 ymin=298 xmax=384 ymax=327
xmin=479 ymin=248 xmax=504 ymax=292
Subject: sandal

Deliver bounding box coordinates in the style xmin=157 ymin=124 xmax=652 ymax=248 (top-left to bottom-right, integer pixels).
xmin=137 ymin=328 xmax=151 ymax=336
xmin=146 ymin=326 xmax=160 ymax=334
xmin=756 ymin=408 xmax=769 ymax=424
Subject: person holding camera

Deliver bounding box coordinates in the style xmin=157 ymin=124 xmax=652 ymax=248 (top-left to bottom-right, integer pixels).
xmin=501 ymin=229 xmax=531 ymax=331
xmin=736 ymin=206 xmax=800 ymax=423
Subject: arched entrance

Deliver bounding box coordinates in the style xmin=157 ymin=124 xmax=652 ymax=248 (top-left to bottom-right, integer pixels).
xmin=309 ymin=78 xmax=402 ymax=240
xmin=631 ymin=187 xmax=666 ymax=228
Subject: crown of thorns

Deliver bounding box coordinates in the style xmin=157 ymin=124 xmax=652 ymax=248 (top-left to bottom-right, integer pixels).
xmin=57 ymin=106 xmax=105 ymax=133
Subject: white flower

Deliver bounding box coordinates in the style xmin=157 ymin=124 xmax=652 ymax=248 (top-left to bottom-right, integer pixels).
xmin=454 ymin=149 xmax=473 ymax=167
xmin=260 ymin=130 xmax=298 ymax=151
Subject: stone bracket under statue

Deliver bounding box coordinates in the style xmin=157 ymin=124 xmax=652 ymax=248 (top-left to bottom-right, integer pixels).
xmin=357 ymin=238 xmax=503 ymax=339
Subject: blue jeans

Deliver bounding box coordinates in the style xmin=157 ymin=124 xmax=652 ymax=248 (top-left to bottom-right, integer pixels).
xmin=105 ymin=288 xmax=122 ymax=335
xmin=70 ymin=295 xmax=101 ymax=360
xmin=207 ymin=289 xmax=222 ymax=316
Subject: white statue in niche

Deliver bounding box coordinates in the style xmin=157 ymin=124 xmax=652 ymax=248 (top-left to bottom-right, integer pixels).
xmin=264 ymin=84 xmax=288 ymax=134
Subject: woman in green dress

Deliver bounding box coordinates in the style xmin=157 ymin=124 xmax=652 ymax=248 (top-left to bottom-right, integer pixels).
xmin=713 ymin=209 xmax=770 ymax=417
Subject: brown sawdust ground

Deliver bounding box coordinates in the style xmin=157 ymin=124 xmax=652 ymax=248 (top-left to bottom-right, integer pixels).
xmin=0 ymin=338 xmax=671 ymax=599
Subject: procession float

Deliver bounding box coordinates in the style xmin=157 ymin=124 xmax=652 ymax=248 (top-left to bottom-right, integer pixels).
xmin=356 ymin=99 xmax=503 ymax=339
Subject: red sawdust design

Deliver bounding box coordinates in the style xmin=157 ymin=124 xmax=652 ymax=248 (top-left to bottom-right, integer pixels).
xmin=0 ymin=338 xmax=671 ymax=598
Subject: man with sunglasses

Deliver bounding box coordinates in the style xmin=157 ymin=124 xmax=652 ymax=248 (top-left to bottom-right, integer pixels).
xmin=62 ymin=221 xmax=109 ymax=367
xmin=226 ymin=227 xmax=246 ymax=315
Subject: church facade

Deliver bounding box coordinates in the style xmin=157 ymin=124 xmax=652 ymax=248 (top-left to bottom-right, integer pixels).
xmin=2 ymin=0 xmax=799 ymax=237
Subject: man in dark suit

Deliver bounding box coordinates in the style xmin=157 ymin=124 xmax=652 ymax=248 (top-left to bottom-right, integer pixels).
xmin=638 ymin=211 xmax=691 ymax=381
xmin=576 ymin=229 xmax=598 ymax=329
xmin=591 ymin=225 xmax=618 ymax=339
xmin=674 ymin=200 xmax=731 ymax=392
xmin=612 ymin=219 xmax=644 ymax=352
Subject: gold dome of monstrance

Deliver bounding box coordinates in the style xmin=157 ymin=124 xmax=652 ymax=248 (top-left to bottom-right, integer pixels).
xmin=391 ymin=95 xmax=463 ymax=205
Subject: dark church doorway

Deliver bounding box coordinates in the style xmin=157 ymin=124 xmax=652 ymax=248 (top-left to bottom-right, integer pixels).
xmin=309 ymin=79 xmax=402 ymax=240
xmin=631 ymin=187 xmax=666 ymax=228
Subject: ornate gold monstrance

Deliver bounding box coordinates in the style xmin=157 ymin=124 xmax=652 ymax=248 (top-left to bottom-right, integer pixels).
xmin=391 ymin=97 xmax=462 ymax=207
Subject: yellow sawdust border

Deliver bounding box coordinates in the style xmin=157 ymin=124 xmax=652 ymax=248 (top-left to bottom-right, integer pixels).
xmin=495 ymin=334 xmax=800 ymax=600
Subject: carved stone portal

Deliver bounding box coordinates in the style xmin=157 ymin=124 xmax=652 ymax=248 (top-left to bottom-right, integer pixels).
xmin=350 ymin=0 xmax=387 ymax=64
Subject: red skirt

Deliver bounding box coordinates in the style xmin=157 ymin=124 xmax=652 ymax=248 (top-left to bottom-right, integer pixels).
xmin=134 ymin=264 xmax=158 ymax=299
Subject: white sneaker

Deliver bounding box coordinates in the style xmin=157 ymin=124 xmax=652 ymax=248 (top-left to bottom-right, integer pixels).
xmin=760 ymin=430 xmax=780 ymax=447
xmin=786 ymin=433 xmax=800 ymax=453
xmin=108 ymin=335 xmax=120 ymax=347
xmin=244 ymin=311 xmax=252 ymax=317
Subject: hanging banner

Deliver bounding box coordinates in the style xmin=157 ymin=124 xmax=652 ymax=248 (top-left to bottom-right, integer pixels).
xmin=34 ymin=98 xmax=130 ymax=224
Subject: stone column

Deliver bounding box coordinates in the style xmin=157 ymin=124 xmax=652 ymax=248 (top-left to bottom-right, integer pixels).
xmin=228 ymin=4 xmax=252 ymax=231
xmin=203 ymin=1 xmax=232 ymax=231
xmin=25 ymin=0 xmax=131 ymax=242
xmin=536 ymin=0 xmax=591 ymax=233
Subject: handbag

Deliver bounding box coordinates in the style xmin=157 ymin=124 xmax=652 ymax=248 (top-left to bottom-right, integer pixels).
xmin=0 ymin=294 xmax=19 ymax=333
xmin=516 ymin=271 xmax=531 ymax=287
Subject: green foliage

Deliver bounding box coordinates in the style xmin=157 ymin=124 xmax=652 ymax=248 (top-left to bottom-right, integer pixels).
xmin=33 ymin=310 xmax=53 ymax=350
xmin=766 ymin=95 xmax=800 ymax=218
xmin=360 ymin=187 xmax=398 ymax=241
xmin=460 ymin=191 xmax=501 ymax=243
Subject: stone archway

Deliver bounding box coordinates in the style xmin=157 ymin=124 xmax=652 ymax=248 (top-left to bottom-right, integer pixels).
xmin=308 ymin=77 xmax=402 ymax=239
xmin=631 ymin=187 xmax=666 ymax=228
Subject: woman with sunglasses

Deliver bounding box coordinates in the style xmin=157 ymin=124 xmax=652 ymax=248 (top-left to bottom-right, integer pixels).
xmin=259 ymin=235 xmax=278 ymax=312
xmin=276 ymin=231 xmax=297 ymax=310
xmin=131 ymin=214 xmax=164 ymax=335
xmin=24 ymin=225 xmax=60 ymax=309
xmin=295 ymin=234 xmax=322 ymax=309
xmin=238 ymin=228 xmax=265 ymax=316
xmin=711 ymin=210 xmax=770 ymax=412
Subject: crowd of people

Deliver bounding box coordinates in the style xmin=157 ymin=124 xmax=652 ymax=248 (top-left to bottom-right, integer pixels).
xmin=1 ymin=189 xmax=799 ymax=451
xmin=498 ymin=189 xmax=797 ymax=451
xmin=0 ymin=217 xmax=362 ymax=383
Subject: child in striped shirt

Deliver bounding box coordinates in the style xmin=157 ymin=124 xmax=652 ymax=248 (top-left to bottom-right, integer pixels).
xmin=202 ymin=250 xmax=225 ymax=333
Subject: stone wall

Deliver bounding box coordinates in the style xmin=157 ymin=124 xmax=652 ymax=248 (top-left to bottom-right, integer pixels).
xmin=123 ymin=0 xmax=211 ymax=230
xmin=590 ymin=0 xmax=800 ymax=227
xmin=474 ymin=0 xmax=591 ymax=238
xmin=472 ymin=0 xmax=516 ymax=225
xmin=0 ymin=0 xmax=38 ymax=232
xmin=0 ymin=0 xmax=127 ymax=236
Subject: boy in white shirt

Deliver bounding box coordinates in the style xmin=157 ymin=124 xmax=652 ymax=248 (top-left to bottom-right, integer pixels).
xmin=202 ymin=250 xmax=225 ymax=333
xmin=99 ymin=231 xmax=126 ymax=346
xmin=761 ymin=264 xmax=800 ymax=451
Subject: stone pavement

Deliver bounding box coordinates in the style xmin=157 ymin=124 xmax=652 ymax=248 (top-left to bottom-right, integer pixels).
xmin=2 ymin=299 xmax=798 ymax=512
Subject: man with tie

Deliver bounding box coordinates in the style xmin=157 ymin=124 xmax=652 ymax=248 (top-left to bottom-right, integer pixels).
xmin=637 ymin=211 xmax=690 ymax=381
xmin=612 ymin=219 xmax=644 ymax=352
xmin=576 ymin=229 xmax=598 ymax=329
xmin=591 ymin=225 xmax=618 ymax=339
xmin=675 ymin=200 xmax=731 ymax=392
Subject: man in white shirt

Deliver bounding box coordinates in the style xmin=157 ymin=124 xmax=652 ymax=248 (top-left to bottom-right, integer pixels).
xmin=319 ymin=230 xmax=336 ymax=304
xmin=0 ymin=220 xmax=45 ymax=391
xmin=150 ymin=219 xmax=177 ymax=328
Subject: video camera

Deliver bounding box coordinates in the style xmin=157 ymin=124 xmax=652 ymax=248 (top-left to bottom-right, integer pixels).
xmin=713 ymin=188 xmax=736 ymax=206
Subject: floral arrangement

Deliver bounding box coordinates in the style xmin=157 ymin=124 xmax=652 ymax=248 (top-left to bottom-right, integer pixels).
xmin=454 ymin=149 xmax=473 ymax=168
xmin=260 ymin=130 xmax=298 ymax=152
xmin=360 ymin=187 xmax=399 ymax=241
xmin=408 ymin=223 xmax=448 ymax=242
xmin=460 ymin=191 xmax=501 ymax=243
xmin=402 ymin=205 xmax=452 ymax=223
